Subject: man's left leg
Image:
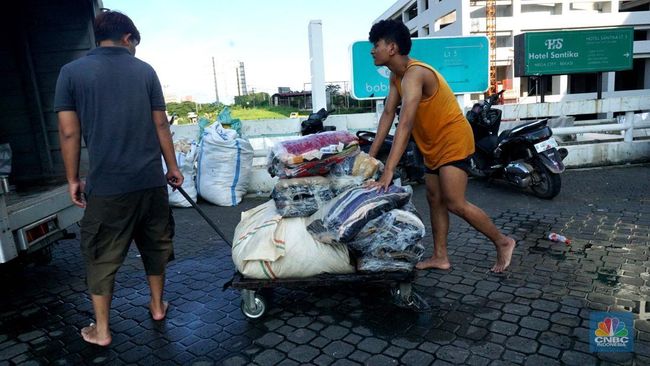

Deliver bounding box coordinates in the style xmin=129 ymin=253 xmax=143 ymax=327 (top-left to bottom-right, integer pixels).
xmin=147 ymin=274 xmax=168 ymax=320
xmin=438 ymin=165 xmax=516 ymax=272
xmin=81 ymin=294 xmax=112 ymax=346
xmin=135 ymin=187 xmax=174 ymax=320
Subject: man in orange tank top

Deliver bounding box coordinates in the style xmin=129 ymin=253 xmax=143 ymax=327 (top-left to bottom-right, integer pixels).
xmin=365 ymin=19 xmax=516 ymax=273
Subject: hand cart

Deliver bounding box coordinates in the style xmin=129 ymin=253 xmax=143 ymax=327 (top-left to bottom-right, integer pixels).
xmin=176 ymin=187 xmax=430 ymax=320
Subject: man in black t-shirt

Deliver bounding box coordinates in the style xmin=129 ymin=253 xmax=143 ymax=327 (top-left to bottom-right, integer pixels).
xmin=54 ymin=10 xmax=183 ymax=346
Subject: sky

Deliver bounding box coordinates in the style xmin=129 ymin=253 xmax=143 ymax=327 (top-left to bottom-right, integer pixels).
xmin=103 ymin=0 xmax=396 ymax=104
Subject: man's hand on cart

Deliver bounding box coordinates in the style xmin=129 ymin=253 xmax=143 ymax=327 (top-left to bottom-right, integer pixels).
xmin=365 ymin=169 xmax=394 ymax=193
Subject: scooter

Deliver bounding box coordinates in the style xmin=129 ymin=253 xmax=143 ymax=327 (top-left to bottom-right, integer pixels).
xmin=465 ymin=90 xmax=568 ymax=199
xmin=300 ymin=108 xmax=336 ymax=135
xmin=356 ymin=129 xmax=425 ymax=184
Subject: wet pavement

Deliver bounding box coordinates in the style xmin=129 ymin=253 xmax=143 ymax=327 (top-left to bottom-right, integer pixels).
xmin=1 ymin=164 xmax=649 ymax=365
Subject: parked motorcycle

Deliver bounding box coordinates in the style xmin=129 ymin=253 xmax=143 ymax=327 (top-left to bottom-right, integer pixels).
xmin=465 ymin=90 xmax=568 ymax=199
xmin=300 ymin=108 xmax=336 ymax=135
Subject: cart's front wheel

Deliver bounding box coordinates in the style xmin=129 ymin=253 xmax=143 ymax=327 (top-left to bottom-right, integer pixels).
xmin=240 ymin=290 xmax=266 ymax=319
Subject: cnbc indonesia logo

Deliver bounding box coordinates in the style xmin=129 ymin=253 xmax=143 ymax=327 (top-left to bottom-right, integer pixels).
xmin=592 ymin=315 xmax=633 ymax=352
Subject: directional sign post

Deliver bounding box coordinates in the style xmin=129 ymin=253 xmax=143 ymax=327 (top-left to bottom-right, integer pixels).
xmin=351 ymin=36 xmax=489 ymax=100
xmin=514 ymin=28 xmax=634 ymax=76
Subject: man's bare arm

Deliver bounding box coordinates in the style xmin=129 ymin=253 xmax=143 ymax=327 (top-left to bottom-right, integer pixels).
xmin=384 ymin=71 xmax=423 ymax=173
xmin=58 ymin=111 xmax=85 ymax=207
xmin=368 ymin=74 xmax=401 ymax=158
xmin=152 ymin=110 xmax=184 ymax=188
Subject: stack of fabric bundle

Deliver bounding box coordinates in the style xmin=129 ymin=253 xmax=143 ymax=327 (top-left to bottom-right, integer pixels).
xmin=232 ymin=131 xmax=424 ymax=279
xmin=308 ymin=185 xmax=425 ymax=272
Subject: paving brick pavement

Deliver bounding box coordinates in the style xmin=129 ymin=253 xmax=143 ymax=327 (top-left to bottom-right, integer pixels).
xmin=0 ymin=164 xmax=649 ymax=365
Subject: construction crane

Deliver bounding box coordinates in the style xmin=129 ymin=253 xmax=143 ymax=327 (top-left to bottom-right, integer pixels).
xmin=486 ymin=0 xmax=498 ymax=95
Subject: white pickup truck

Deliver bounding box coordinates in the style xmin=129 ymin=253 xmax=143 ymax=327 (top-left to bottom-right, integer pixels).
xmin=0 ymin=0 xmax=101 ymax=264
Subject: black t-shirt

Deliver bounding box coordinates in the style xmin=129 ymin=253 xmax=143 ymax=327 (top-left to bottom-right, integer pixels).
xmin=54 ymin=46 xmax=167 ymax=196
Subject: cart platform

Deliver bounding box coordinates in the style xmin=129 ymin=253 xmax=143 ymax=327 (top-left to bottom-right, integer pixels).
xmin=230 ymin=270 xmax=430 ymax=319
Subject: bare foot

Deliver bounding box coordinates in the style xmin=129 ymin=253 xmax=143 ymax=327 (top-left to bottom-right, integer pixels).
xmin=81 ymin=323 xmax=111 ymax=346
xmin=150 ymin=301 xmax=169 ymax=321
xmin=416 ymin=256 xmax=451 ymax=270
xmin=491 ymin=236 xmax=516 ymax=273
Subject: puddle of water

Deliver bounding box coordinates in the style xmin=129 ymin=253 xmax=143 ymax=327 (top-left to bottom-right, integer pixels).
xmin=596 ymin=272 xmax=620 ymax=287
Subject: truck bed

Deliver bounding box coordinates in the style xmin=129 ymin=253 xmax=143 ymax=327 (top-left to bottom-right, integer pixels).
xmin=5 ymin=183 xmax=82 ymax=232
xmin=6 ymin=183 xmax=70 ymax=212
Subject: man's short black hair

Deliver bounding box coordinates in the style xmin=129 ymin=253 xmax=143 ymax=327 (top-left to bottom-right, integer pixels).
xmin=369 ymin=19 xmax=412 ymax=55
xmin=94 ymin=10 xmax=141 ymax=45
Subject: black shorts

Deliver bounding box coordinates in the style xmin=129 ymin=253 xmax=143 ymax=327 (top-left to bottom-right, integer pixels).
xmin=425 ymin=156 xmax=472 ymax=176
xmin=80 ymin=187 xmax=175 ymax=295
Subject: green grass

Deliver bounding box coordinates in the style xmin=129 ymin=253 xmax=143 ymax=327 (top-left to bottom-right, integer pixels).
xmin=231 ymin=106 xmax=293 ymax=120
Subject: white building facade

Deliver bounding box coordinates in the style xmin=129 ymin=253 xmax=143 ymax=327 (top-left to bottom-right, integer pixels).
xmin=375 ymin=0 xmax=650 ymax=104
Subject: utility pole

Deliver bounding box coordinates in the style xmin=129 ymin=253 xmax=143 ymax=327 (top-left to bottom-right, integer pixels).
xmin=236 ymin=66 xmax=241 ymax=97
xmin=211 ymin=57 xmax=220 ymax=104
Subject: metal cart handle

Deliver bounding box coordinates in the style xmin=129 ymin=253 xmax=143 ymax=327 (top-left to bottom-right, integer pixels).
xmin=174 ymin=185 xmax=233 ymax=247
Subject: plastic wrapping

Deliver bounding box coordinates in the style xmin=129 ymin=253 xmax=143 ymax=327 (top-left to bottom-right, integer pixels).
xmin=307 ymin=185 xmax=412 ymax=243
xmin=328 ymin=152 xmax=383 ymax=195
xmin=349 ymin=209 xmax=425 ymax=272
xmin=217 ymin=107 xmax=242 ymax=135
xmin=356 ymin=256 xmax=415 ymax=272
xmin=271 ymin=131 xmax=358 ymax=165
xmin=268 ymin=146 xmax=359 ymax=179
xmin=329 ymin=152 xmax=383 ymax=180
xmin=272 ymin=176 xmax=334 ymax=217
xmin=328 ymin=175 xmax=365 ymax=196
xmin=267 ymin=131 xmax=360 ymax=179
xmin=348 ymin=210 xmax=425 ymax=255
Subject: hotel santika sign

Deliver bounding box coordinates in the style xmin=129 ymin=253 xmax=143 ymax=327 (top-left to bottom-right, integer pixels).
xmin=515 ymin=27 xmax=634 ymax=76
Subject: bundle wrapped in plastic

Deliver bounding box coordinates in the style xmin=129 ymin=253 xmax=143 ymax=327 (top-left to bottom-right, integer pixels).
xmin=349 ymin=209 xmax=425 ymax=272
xmin=329 ymin=152 xmax=383 ymax=179
xmin=272 ymin=131 xmax=358 ymax=165
xmin=356 ymin=256 xmax=415 ymax=272
xmin=267 ymin=131 xmax=360 ymax=179
xmin=328 ymin=152 xmax=383 ymax=195
xmin=307 ymin=185 xmax=411 ymax=243
xmin=232 ymin=200 xmax=354 ymax=279
xmin=272 ymin=176 xmax=334 ymax=217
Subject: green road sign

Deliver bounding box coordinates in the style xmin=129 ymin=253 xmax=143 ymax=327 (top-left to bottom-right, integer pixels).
xmin=514 ymin=27 xmax=633 ymax=76
xmin=350 ymin=36 xmax=489 ymax=100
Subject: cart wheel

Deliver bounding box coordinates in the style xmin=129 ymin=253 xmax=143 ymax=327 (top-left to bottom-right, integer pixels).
xmin=391 ymin=283 xmax=431 ymax=312
xmin=240 ymin=290 xmax=266 ymax=319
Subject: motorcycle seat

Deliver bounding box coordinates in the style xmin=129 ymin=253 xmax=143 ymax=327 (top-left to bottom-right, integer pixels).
xmin=508 ymin=119 xmax=548 ymax=136
xmin=496 ymin=119 xmax=548 ymax=142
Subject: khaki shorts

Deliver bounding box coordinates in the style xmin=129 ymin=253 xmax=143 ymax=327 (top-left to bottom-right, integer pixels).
xmin=80 ymin=187 xmax=175 ymax=295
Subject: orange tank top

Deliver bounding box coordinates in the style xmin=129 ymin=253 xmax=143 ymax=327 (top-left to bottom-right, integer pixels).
xmin=396 ymin=60 xmax=475 ymax=170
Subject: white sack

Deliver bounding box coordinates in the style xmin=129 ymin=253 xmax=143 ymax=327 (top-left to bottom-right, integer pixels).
xmin=166 ymin=141 xmax=198 ymax=207
xmin=232 ymin=200 xmax=354 ymax=279
xmin=197 ymin=123 xmax=253 ymax=206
